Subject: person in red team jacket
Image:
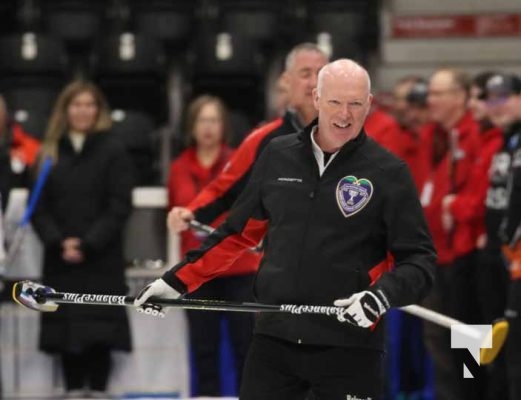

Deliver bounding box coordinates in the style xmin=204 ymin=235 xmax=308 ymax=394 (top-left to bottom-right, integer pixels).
xmin=167 ymin=43 xmax=328 ymax=395
xmin=420 ymin=67 xmax=483 ymax=400
xmin=167 ymin=43 xmax=328 ymax=235
xmin=391 ymin=76 xmax=430 ymax=190
xmin=168 ymin=95 xmax=260 ymax=396
xmin=387 ymin=76 xmax=432 ymax=397
xmin=364 ymin=102 xmax=404 ymax=159
xmin=366 ymin=81 xmax=430 ymax=192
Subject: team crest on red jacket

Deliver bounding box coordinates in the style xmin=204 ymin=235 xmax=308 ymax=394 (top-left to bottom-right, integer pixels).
xmin=336 ymin=175 xmax=373 ymax=217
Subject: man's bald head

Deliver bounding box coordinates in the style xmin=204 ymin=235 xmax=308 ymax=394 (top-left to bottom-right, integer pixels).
xmin=312 ymin=59 xmax=373 ymax=152
xmin=316 ymin=59 xmax=371 ymax=97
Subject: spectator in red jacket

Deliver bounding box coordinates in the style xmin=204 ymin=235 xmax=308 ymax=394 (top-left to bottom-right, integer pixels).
xmin=365 ymin=79 xmax=430 ymax=192
xmin=420 ymin=67 xmax=483 ymax=400
xmin=364 ymin=103 xmax=403 ymax=157
xmin=395 ymin=77 xmax=430 ymax=137
xmin=446 ymin=73 xmax=504 ymax=252
xmin=165 ymin=43 xmax=328 ymax=394
xmin=387 ymin=76 xmax=432 ymax=398
xmin=168 ymin=95 xmax=261 ymax=396
xmin=391 ymin=76 xmax=430 ymax=190
xmin=0 ymin=94 xmax=40 ymax=212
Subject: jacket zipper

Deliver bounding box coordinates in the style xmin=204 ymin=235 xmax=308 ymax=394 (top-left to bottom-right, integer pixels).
xmin=293 ymin=152 xmax=323 ymax=344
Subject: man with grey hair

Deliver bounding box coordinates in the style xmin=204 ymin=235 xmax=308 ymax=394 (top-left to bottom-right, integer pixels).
xmin=167 ymin=42 xmax=328 ymax=236
xmin=164 ymin=42 xmax=328 ymax=395
xmin=137 ymin=59 xmax=436 ymax=399
xmin=420 ymin=67 xmax=482 ymax=400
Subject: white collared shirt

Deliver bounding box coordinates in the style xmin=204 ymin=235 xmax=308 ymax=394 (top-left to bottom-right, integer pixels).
xmin=310 ymin=126 xmax=339 ymax=176
xmin=69 ymin=131 xmax=86 ymax=153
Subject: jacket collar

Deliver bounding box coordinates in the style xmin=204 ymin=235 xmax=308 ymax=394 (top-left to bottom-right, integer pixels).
xmin=282 ymin=109 xmax=304 ymax=132
xmin=59 ymin=131 xmax=101 ymax=154
xmin=425 ymin=111 xmax=477 ymax=138
xmin=454 ymin=111 xmax=478 ymax=135
xmin=298 ymin=118 xmax=367 ymax=157
xmin=184 ymin=144 xmax=230 ymax=167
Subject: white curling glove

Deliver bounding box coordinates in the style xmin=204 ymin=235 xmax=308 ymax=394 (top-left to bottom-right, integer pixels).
xmin=334 ymin=290 xmax=389 ymax=328
xmin=134 ymin=278 xmax=181 ymax=318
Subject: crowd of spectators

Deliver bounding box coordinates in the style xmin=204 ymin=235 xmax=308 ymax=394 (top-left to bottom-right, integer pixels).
xmin=1 ymin=63 xmax=521 ymax=399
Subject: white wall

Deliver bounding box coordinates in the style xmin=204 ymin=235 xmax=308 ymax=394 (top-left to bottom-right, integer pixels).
xmin=376 ymin=0 xmax=521 ymax=90
xmin=390 ymin=0 xmax=521 ymax=15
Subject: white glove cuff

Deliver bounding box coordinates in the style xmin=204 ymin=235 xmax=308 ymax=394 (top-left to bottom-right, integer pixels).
xmin=156 ymin=278 xmax=182 ymax=299
xmin=369 ymin=288 xmax=391 ymax=312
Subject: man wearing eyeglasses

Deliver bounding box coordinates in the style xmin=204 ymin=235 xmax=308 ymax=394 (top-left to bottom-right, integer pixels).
xmin=420 ymin=67 xmax=482 ymax=400
xmin=482 ymin=73 xmax=521 ymax=400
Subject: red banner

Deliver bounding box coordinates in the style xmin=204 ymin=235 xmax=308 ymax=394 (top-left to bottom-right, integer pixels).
xmin=391 ymin=14 xmax=521 ymax=38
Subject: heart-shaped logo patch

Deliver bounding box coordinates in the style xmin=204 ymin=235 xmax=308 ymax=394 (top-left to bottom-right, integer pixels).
xmin=336 ymin=175 xmax=373 ymax=218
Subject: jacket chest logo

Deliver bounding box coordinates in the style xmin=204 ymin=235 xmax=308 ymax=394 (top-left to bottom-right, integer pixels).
xmin=336 ymin=175 xmax=373 ymax=217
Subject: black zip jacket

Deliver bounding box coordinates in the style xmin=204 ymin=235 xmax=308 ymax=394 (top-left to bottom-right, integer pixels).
xmin=497 ymin=121 xmax=521 ymax=245
xmin=164 ymin=120 xmax=436 ymax=349
xmin=191 ymin=110 xmax=302 ymax=225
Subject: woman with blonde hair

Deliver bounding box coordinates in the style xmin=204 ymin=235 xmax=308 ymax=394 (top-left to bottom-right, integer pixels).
xmin=32 ymin=81 xmax=134 ymax=399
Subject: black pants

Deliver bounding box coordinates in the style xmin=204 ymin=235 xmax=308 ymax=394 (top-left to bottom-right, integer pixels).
xmin=187 ymin=274 xmax=255 ymax=396
xmin=475 ymin=249 xmax=509 ymax=324
xmin=239 ymin=334 xmax=384 ymax=400
xmin=506 ymin=280 xmax=521 ymax=399
xmin=475 ymin=249 xmax=509 ymax=400
xmin=61 ymin=346 xmax=111 ymax=392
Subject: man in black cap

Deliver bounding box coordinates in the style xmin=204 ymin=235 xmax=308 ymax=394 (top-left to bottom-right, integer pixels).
xmin=390 ymin=76 xmax=430 ymax=189
xmin=396 ymin=77 xmax=430 ymax=137
xmin=481 ymin=72 xmax=521 ymax=400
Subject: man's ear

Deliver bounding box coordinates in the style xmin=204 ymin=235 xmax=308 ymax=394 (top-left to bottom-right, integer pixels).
xmin=281 ymin=71 xmax=290 ymax=88
xmin=365 ymin=93 xmax=374 ymax=117
xmin=312 ymin=88 xmax=319 ymax=111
